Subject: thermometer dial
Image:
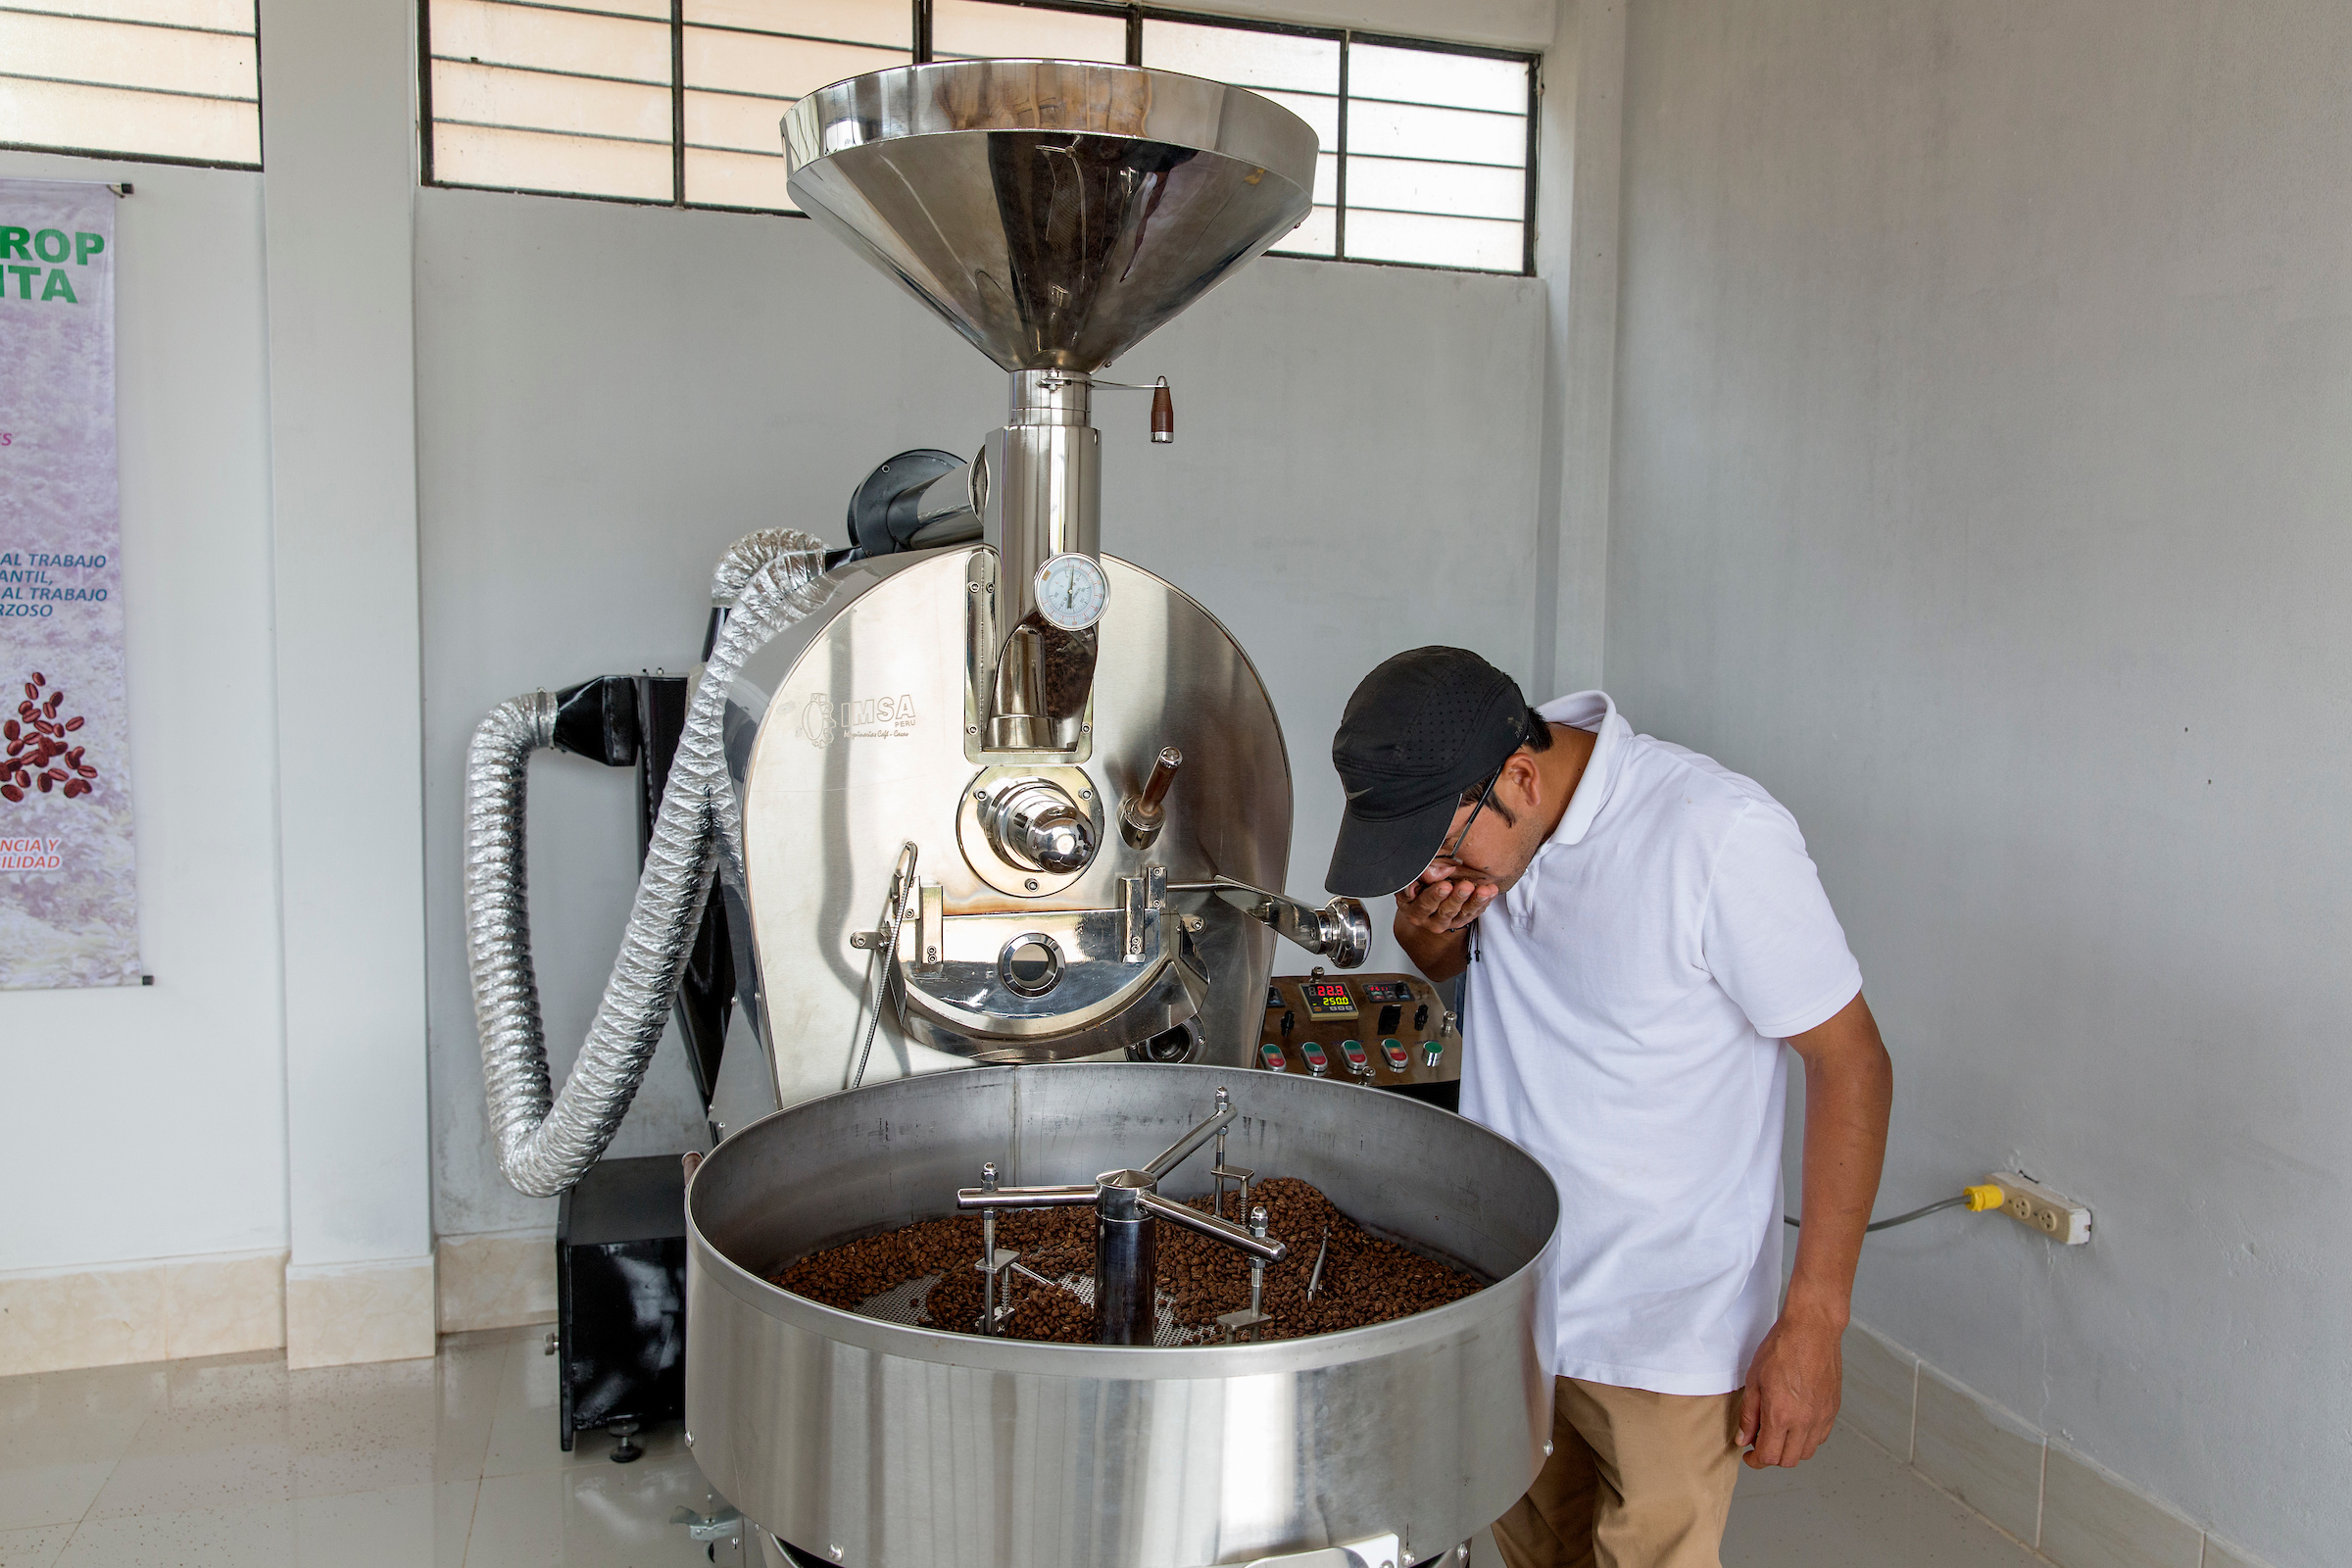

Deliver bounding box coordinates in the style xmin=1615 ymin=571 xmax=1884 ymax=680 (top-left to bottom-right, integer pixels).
xmin=1034 ymin=553 xmax=1108 ymax=631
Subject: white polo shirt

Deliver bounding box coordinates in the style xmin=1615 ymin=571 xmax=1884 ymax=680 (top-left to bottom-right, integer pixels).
xmin=1459 ymin=692 xmax=1862 ymax=1396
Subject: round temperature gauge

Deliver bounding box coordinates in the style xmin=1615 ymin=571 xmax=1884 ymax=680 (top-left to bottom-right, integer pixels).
xmin=1034 ymin=553 xmax=1108 ymax=631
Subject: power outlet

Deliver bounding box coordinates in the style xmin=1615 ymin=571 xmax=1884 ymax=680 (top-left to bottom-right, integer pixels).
xmin=1988 ymin=1171 xmax=2091 ymax=1245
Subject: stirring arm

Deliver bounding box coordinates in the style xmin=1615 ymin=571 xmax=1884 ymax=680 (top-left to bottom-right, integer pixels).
xmin=1135 ymin=1191 xmax=1291 ymax=1264
xmin=1143 ymin=1100 xmax=1236 ymax=1180
xmin=956 ymin=1184 xmax=1098 ymax=1210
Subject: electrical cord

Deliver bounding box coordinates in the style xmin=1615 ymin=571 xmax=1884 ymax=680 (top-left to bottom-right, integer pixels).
xmin=1785 ymin=1185 xmax=2003 ymax=1233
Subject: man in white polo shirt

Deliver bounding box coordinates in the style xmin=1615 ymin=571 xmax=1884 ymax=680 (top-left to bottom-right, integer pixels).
xmin=1327 ymin=648 xmax=1892 ymax=1568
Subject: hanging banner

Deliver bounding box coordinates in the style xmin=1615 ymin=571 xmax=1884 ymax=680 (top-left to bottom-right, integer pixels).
xmin=0 ymin=179 xmax=137 ymax=989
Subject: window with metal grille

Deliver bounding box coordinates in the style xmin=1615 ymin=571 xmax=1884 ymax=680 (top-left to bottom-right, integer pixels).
xmin=421 ymin=0 xmax=1538 ymax=275
xmin=0 ymin=0 xmax=262 ymax=169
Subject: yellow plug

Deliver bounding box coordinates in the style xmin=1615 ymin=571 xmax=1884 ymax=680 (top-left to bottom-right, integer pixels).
xmin=1964 ymin=1183 xmax=2005 ymax=1212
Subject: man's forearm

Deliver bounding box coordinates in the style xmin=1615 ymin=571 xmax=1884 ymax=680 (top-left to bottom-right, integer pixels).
xmin=1395 ymin=915 xmax=1469 ymax=982
xmin=1785 ymin=994 xmax=1893 ymax=1321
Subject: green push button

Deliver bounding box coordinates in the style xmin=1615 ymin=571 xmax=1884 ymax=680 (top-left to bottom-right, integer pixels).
xmin=1421 ymin=1039 xmax=1445 ymax=1067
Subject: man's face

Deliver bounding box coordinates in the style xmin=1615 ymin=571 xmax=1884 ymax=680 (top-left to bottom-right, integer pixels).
xmin=1413 ymin=759 xmax=1543 ymax=899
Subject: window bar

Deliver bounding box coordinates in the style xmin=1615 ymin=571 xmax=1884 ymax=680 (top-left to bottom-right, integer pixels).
xmin=1521 ymin=58 xmax=1540 ymax=275
xmin=415 ymin=0 xmax=432 ymax=183
xmin=1125 ymin=3 xmax=1142 ymax=67
xmin=914 ymin=0 xmax=931 ymax=63
xmin=1333 ymin=30 xmax=1349 ymax=262
xmin=670 ymin=0 xmax=686 ymax=205
xmin=253 ymin=0 xmax=267 ymax=166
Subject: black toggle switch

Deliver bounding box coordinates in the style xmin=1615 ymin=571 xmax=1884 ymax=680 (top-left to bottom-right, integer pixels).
xmin=1414 ymin=1002 xmax=1429 ymax=1031
xmin=1280 ymin=1009 xmax=1295 ymax=1037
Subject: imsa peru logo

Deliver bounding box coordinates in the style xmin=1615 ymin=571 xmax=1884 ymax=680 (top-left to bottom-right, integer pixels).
xmin=801 ymin=691 xmax=918 ymax=747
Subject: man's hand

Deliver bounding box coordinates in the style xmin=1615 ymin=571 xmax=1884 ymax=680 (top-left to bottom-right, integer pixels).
xmin=1736 ymin=1305 xmax=1844 ymax=1467
xmin=1389 ymin=864 xmax=1498 ymax=984
xmin=1398 ymin=864 xmax=1497 ymax=936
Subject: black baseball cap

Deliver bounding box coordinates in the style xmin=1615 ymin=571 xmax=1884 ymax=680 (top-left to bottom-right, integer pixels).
xmin=1326 ymin=647 xmax=1532 ymax=898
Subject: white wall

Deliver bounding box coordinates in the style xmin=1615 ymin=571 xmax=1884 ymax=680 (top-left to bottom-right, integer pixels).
xmin=413 ymin=185 xmax=1546 ymax=1239
xmin=0 ymin=156 xmax=285 ymax=1271
xmin=1606 ymin=4 xmax=2350 ymax=1564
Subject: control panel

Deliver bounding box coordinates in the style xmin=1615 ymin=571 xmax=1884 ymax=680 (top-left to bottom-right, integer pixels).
xmin=1259 ymin=970 xmax=1461 ymax=1110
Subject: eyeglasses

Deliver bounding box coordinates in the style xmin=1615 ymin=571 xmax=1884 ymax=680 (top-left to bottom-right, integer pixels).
xmin=1438 ymin=772 xmax=1498 ymax=863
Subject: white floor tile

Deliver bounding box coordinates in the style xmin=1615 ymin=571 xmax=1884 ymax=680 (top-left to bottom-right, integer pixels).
xmin=1725 ymin=1430 xmax=2041 ymax=1568
xmin=0 ymin=1524 xmax=76 ymax=1568
xmin=466 ymin=1458 xmax=716 ymax=1567
xmin=54 ymin=1499 xmax=296 ymax=1567
xmin=82 ymin=1402 xmax=295 ymax=1520
xmin=286 ymin=1356 xmax=446 ymax=1499
xmin=293 ymin=1481 xmax=474 ymax=1568
xmin=0 ymin=1364 xmax=167 ymax=1530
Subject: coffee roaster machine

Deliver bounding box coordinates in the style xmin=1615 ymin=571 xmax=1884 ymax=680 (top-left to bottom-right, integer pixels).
xmin=466 ymin=58 xmax=1557 ymax=1568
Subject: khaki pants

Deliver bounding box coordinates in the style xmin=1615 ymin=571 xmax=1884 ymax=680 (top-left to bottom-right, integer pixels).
xmin=1489 ymin=1377 xmax=1742 ymax=1568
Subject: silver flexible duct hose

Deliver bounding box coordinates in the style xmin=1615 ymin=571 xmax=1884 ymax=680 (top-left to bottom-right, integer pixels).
xmin=466 ymin=532 xmax=829 ymax=1197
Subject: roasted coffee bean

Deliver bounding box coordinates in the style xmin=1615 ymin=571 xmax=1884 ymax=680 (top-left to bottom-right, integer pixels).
xmin=63 ymin=715 xmax=81 ymax=732
xmin=0 ymin=785 xmax=19 ymax=803
xmin=771 ymin=1175 xmax=1482 ymax=1346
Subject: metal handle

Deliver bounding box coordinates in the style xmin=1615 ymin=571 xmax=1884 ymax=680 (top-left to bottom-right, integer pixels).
xmin=1172 ymin=879 xmax=1373 ymax=968
xmin=1139 ymin=746 xmax=1181 ymax=811
xmin=956 ymin=1183 xmax=1098 ymax=1210
xmin=1121 ymin=745 xmax=1183 ymax=849
xmin=1135 ymin=1190 xmax=1291 ymax=1263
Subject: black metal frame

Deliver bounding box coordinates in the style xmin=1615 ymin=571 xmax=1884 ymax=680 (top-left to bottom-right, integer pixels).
xmin=416 ymin=0 xmax=1542 ymax=276
xmin=3 ymin=0 xmax=267 ymax=172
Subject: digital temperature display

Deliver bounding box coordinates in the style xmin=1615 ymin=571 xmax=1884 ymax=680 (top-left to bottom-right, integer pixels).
xmin=1299 ymin=981 xmax=1356 ymax=1019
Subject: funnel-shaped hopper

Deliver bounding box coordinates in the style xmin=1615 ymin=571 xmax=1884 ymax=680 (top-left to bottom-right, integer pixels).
xmin=784 ymin=62 xmax=1318 ymax=372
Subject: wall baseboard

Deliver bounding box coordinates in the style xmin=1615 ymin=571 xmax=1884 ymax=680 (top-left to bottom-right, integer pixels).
xmin=436 ymin=1228 xmax=556 ymax=1333
xmin=1844 ymin=1319 xmax=2278 ymax=1568
xmin=0 ymin=1249 xmax=288 ymax=1377
xmin=284 ymin=1253 xmax=436 ymax=1368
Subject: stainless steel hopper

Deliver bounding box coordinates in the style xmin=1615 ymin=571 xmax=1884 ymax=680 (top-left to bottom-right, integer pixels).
xmin=783 ymin=61 xmax=1319 ymax=372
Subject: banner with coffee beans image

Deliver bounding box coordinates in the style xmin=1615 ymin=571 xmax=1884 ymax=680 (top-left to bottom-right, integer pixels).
xmin=0 ymin=179 xmax=138 ymax=988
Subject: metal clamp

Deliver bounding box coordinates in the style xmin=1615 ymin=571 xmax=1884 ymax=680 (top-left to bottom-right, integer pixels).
xmin=1214 ymin=1203 xmax=1274 ymax=1343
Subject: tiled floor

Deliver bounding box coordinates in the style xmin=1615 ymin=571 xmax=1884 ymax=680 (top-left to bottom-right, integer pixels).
xmin=2 ymin=1327 xmax=2039 ymax=1567
xmin=0 ymin=1326 xmax=727 ymax=1567
xmin=1724 ymin=1432 xmax=2040 ymax=1567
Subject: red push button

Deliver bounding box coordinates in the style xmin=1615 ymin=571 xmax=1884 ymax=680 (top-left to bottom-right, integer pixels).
xmin=1259 ymin=1042 xmax=1288 ymax=1071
